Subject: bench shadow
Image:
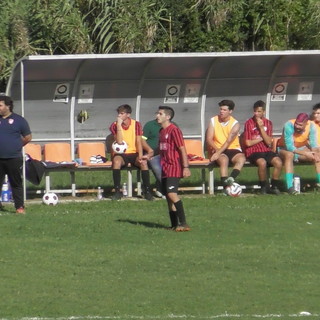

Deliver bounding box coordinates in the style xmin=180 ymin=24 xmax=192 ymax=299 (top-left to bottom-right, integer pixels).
xmin=116 ymin=219 xmax=167 ymax=229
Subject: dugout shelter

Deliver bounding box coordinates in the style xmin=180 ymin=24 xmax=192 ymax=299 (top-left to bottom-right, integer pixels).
xmin=6 ymin=51 xmax=320 ymax=153
xmin=5 ymin=51 xmax=320 ymax=195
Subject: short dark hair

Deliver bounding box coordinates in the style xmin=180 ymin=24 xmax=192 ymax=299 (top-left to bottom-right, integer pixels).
xmin=312 ymin=103 xmax=320 ymax=111
xmin=253 ymin=100 xmax=266 ymax=110
xmin=116 ymin=104 xmax=132 ymax=114
xmin=158 ymin=106 xmax=175 ymax=120
xmin=218 ymin=99 xmax=235 ymax=111
xmin=0 ymin=95 xmax=13 ymax=112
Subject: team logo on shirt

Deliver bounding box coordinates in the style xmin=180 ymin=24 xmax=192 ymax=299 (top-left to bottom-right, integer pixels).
xmin=160 ymin=142 xmax=167 ymax=150
xmin=8 ymin=119 xmax=14 ymax=124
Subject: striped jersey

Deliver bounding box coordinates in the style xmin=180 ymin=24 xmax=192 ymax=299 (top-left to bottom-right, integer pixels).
xmin=244 ymin=117 xmax=273 ymax=157
xmin=159 ymin=123 xmax=185 ymax=178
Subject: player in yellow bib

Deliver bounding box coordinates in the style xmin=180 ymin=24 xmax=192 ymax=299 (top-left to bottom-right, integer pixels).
xmin=206 ymin=99 xmax=246 ymax=192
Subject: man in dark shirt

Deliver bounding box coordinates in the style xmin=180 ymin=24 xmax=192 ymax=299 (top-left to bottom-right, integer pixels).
xmin=143 ymin=118 xmax=163 ymax=197
xmin=0 ymin=95 xmax=32 ymax=214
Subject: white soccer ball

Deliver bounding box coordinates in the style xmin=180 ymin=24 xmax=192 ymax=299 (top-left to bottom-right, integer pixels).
xmin=42 ymin=192 xmax=59 ymax=206
xmin=112 ymin=141 xmax=128 ymax=154
xmin=225 ymin=182 xmax=242 ymax=197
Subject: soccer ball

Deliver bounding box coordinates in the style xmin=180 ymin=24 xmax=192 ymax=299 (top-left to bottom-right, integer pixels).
xmin=112 ymin=141 xmax=128 ymax=154
xmin=225 ymin=182 xmax=242 ymax=197
xmin=42 ymin=192 xmax=59 ymax=206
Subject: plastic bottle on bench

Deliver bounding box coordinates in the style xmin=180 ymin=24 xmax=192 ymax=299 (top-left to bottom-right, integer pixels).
xmin=97 ymin=186 xmax=103 ymax=200
xmin=1 ymin=182 xmax=10 ymax=202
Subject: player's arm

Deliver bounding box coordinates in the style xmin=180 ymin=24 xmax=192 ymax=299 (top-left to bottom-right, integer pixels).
xmin=309 ymin=122 xmax=318 ymax=151
xmin=283 ymin=122 xmax=296 ymax=152
xmin=221 ymin=122 xmax=240 ymax=151
xmin=141 ymin=139 xmax=154 ymax=160
xmin=206 ymin=121 xmax=219 ymax=154
xmin=245 ymin=137 xmax=263 ymax=147
xmin=309 ymin=123 xmax=320 ymax=161
xmin=256 ymin=118 xmax=272 ymax=146
xmin=114 ymin=116 xmax=125 ymax=144
xmin=135 ymin=135 xmax=144 ymax=159
xmin=178 ymin=145 xmax=191 ymax=178
xmin=244 ymin=120 xmax=261 ymax=147
xmin=21 ymin=134 xmax=32 ymax=146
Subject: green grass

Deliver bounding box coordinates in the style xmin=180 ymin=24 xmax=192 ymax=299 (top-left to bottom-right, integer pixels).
xmin=0 ymin=193 xmax=319 ymax=319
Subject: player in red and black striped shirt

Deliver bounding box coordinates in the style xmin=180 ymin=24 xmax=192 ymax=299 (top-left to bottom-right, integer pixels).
xmin=243 ymin=100 xmax=282 ymax=194
xmin=157 ymin=106 xmax=191 ymax=232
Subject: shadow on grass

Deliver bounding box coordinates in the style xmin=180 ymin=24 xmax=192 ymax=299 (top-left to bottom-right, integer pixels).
xmin=116 ymin=219 xmax=167 ymax=229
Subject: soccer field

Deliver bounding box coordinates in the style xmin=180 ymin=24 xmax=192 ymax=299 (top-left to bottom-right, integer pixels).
xmin=0 ymin=193 xmax=319 ymax=320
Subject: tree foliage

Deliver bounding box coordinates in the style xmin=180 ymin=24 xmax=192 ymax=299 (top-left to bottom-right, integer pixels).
xmin=1 ymin=0 xmax=320 ymax=88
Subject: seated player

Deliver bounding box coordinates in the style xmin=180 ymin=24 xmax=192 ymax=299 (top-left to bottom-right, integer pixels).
xmin=277 ymin=112 xmax=320 ymax=194
xmin=243 ymin=100 xmax=282 ymax=194
xmin=109 ymin=104 xmax=153 ymax=200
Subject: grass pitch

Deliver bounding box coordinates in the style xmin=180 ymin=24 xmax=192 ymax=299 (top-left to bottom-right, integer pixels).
xmin=0 ymin=192 xmax=319 ymax=320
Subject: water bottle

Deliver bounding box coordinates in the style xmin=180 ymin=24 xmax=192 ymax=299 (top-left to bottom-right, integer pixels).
xmin=1 ymin=183 xmax=10 ymax=202
xmin=293 ymin=176 xmax=300 ymax=194
xmin=122 ymin=182 xmax=128 ymax=197
xmin=97 ymin=186 xmax=103 ymax=200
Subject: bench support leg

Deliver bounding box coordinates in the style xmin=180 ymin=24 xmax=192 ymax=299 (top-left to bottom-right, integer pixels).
xmin=208 ymin=167 xmax=214 ymax=195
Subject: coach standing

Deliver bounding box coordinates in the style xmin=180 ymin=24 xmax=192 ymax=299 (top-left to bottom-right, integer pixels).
xmin=0 ymin=95 xmax=32 ymax=214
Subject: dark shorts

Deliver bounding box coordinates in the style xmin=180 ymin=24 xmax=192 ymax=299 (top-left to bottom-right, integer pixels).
xmin=161 ymin=177 xmax=180 ymax=195
xmin=248 ymin=151 xmax=278 ymax=165
xmin=222 ymin=149 xmax=243 ymax=161
xmin=114 ymin=153 xmax=138 ymax=167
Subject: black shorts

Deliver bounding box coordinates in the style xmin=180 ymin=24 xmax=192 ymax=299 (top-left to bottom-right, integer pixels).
xmin=222 ymin=149 xmax=243 ymax=161
xmin=161 ymin=177 xmax=180 ymax=195
xmin=248 ymin=151 xmax=278 ymax=166
xmin=114 ymin=153 xmax=138 ymax=167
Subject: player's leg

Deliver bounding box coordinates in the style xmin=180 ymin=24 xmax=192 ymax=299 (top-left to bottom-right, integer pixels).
xmin=111 ymin=154 xmax=125 ymax=200
xmin=225 ymin=151 xmax=246 ymax=186
xmin=255 ymin=157 xmax=268 ymax=194
xmin=269 ymin=153 xmax=282 ymax=194
xmin=135 ymin=157 xmax=153 ymax=201
xmin=215 ymin=153 xmax=229 ymax=186
xmin=165 ymin=177 xmax=190 ymax=232
xmin=6 ymin=158 xmax=24 ymax=212
xmin=148 ymin=155 xmax=163 ymax=197
xmin=314 ymin=161 xmax=320 ymax=187
xmin=162 ymin=178 xmax=178 ymax=229
xmin=278 ymin=149 xmax=295 ymax=193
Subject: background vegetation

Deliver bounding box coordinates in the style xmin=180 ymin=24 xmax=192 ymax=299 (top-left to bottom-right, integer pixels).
xmin=1 ymin=0 xmax=320 ymax=90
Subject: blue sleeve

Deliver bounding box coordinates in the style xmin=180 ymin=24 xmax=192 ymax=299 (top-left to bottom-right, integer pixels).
xmin=21 ymin=117 xmax=31 ymax=137
xmin=309 ymin=122 xmax=318 ymax=148
xmin=283 ymin=121 xmax=295 ymax=151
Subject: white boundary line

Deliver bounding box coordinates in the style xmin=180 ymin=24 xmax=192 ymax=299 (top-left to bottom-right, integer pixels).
xmin=1 ymin=313 xmax=319 ymax=320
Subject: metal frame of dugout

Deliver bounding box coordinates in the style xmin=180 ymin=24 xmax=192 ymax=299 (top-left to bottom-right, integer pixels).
xmin=6 ymin=51 xmax=320 ymax=197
